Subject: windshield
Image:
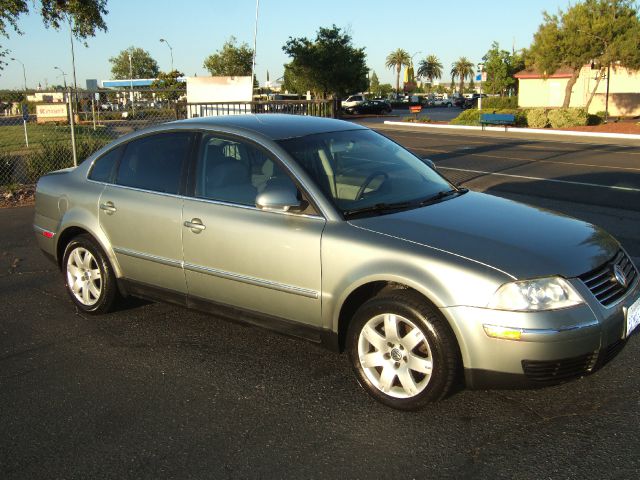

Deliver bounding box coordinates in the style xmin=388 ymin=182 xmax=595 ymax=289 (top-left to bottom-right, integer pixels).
xmin=278 ymin=129 xmax=454 ymax=215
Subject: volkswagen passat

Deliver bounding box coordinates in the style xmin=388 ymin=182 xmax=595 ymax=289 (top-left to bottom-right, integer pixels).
xmin=34 ymin=115 xmax=640 ymax=410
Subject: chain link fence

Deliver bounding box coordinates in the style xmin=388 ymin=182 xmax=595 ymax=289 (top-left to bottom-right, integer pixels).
xmin=1 ymin=88 xmax=334 ymax=188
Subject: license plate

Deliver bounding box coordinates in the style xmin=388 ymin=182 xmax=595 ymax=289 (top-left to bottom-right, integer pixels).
xmin=627 ymin=296 xmax=640 ymax=338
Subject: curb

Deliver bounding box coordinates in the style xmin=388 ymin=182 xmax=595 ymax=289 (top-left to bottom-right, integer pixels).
xmin=382 ymin=121 xmax=640 ymax=140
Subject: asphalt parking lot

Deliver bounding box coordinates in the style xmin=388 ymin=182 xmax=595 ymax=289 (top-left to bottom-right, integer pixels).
xmin=2 ymin=128 xmax=640 ymax=479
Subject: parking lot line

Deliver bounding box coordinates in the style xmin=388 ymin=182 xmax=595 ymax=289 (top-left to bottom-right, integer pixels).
xmin=438 ymin=166 xmax=640 ymax=192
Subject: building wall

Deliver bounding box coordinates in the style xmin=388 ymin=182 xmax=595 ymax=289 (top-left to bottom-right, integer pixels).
xmin=518 ymin=66 xmax=640 ymax=116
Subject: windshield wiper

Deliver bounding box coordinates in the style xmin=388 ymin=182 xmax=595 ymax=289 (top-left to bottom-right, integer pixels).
xmin=418 ymin=188 xmax=468 ymax=206
xmin=344 ymin=188 xmax=469 ymax=219
xmin=344 ymin=201 xmax=416 ymax=219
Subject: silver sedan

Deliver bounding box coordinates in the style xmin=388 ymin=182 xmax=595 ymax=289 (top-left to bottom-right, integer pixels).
xmin=34 ymin=115 xmax=640 ymax=410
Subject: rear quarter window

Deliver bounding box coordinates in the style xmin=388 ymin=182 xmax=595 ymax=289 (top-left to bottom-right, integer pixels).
xmin=88 ymin=146 xmax=122 ymax=183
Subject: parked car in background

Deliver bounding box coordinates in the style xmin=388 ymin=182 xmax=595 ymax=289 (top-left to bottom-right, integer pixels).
xmin=344 ymin=100 xmax=392 ymax=115
xmin=430 ymin=97 xmax=453 ymax=107
xmin=34 ymin=114 xmax=640 ymax=411
xmin=341 ymin=94 xmax=366 ymax=109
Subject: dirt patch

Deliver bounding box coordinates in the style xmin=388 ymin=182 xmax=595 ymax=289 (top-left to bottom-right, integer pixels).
xmin=0 ymin=185 xmax=35 ymax=209
xmin=559 ymin=119 xmax=640 ymax=135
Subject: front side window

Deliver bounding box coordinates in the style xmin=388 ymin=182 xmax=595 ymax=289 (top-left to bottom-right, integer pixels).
xmin=116 ymin=132 xmax=191 ymax=194
xmin=278 ymin=129 xmax=454 ymax=215
xmin=194 ymin=134 xmax=293 ymax=206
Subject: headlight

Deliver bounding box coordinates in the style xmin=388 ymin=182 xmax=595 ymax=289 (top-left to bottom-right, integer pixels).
xmin=487 ymin=276 xmax=584 ymax=311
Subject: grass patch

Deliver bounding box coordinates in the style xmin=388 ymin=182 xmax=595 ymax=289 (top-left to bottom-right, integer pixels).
xmin=0 ymin=123 xmax=115 ymax=153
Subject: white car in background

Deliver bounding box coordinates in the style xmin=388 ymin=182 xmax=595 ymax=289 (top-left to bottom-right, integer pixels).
xmin=341 ymin=94 xmax=366 ymax=109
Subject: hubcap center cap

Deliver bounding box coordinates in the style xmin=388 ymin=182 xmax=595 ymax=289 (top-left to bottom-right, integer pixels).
xmin=390 ymin=348 xmax=403 ymax=362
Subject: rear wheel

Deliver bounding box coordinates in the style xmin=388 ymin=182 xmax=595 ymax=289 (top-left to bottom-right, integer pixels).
xmin=63 ymin=235 xmax=120 ymax=314
xmin=347 ymin=290 xmax=459 ymax=410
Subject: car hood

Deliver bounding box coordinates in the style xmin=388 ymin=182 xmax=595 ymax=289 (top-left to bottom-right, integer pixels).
xmin=349 ymin=191 xmax=619 ymax=279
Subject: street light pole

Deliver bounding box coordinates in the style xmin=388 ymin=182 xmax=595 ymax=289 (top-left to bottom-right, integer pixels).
xmin=68 ymin=17 xmax=79 ymax=114
xmin=250 ymin=0 xmax=260 ymax=97
xmin=10 ymin=57 xmax=27 ymax=90
xmin=159 ymin=38 xmax=174 ymax=71
xmin=54 ymin=66 xmax=68 ymax=89
xmin=128 ymin=52 xmax=135 ymax=117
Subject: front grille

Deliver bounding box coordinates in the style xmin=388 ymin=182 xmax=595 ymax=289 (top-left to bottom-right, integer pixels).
xmin=522 ymin=339 xmax=627 ymax=384
xmin=579 ymin=250 xmax=638 ymax=307
xmin=522 ymin=352 xmax=598 ymax=384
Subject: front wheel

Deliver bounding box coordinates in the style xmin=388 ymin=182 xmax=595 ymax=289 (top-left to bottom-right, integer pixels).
xmin=63 ymin=234 xmax=120 ymax=314
xmin=347 ymin=290 xmax=459 ymax=410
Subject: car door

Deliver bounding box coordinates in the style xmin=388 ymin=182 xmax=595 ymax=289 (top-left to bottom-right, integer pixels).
xmin=98 ymin=131 xmax=193 ymax=296
xmin=181 ymin=133 xmax=325 ymax=327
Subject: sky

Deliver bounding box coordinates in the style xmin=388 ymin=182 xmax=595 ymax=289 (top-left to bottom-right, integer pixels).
xmin=0 ymin=0 xmax=575 ymax=91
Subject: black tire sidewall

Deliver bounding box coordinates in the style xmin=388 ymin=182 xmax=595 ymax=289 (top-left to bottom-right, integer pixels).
xmin=62 ymin=235 xmax=117 ymax=314
xmin=347 ymin=292 xmax=458 ymax=410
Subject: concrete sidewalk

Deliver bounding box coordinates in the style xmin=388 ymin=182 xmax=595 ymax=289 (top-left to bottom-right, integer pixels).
xmin=381 ymin=120 xmax=640 ymax=146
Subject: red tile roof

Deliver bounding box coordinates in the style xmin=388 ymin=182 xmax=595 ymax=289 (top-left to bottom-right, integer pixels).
xmin=514 ymin=67 xmax=576 ymax=79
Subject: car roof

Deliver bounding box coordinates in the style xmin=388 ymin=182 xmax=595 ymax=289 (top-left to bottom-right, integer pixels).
xmin=173 ymin=114 xmax=367 ymax=141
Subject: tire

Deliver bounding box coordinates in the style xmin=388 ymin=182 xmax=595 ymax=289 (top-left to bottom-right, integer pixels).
xmin=347 ymin=290 xmax=459 ymax=410
xmin=62 ymin=234 xmax=120 ymax=314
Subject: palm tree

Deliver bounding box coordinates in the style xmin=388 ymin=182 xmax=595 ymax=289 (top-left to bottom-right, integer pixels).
xmin=385 ymin=49 xmax=410 ymax=95
xmin=417 ymin=54 xmax=443 ymax=86
xmin=450 ymin=57 xmax=474 ymax=95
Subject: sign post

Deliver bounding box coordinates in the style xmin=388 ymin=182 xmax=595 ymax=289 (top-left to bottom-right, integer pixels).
xmin=476 ymin=64 xmax=485 ymax=110
xmin=21 ymin=104 xmax=29 ymax=148
xmin=409 ymin=104 xmax=422 ymax=121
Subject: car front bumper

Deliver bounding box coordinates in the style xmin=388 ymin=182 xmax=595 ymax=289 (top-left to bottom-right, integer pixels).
xmin=441 ymin=278 xmax=640 ymax=389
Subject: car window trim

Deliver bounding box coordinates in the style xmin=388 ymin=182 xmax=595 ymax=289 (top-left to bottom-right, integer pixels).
xmin=187 ymin=129 xmax=324 ymax=218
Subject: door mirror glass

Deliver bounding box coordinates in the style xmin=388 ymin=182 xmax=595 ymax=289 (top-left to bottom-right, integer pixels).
xmin=256 ymin=179 xmax=302 ymax=212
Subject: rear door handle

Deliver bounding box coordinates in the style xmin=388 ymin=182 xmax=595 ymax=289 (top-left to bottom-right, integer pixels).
xmin=184 ymin=218 xmax=206 ymax=233
xmin=100 ymin=201 xmax=117 ymax=214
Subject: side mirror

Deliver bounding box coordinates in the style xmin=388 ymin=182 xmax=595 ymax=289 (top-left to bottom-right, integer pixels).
xmin=422 ymin=157 xmax=436 ymax=170
xmin=256 ymin=179 xmax=302 ymax=212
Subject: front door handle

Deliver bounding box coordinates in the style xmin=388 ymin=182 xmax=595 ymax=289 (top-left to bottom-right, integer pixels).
xmin=100 ymin=201 xmax=117 ymax=214
xmin=184 ymin=218 xmax=206 ymax=233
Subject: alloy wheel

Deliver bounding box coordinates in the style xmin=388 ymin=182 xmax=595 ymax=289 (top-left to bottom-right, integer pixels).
xmin=357 ymin=313 xmax=434 ymax=399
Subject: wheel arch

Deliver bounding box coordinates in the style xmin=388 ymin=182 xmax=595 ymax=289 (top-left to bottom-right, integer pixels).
xmin=335 ymin=278 xmax=466 ymax=369
xmin=55 ymin=219 xmax=122 ymax=278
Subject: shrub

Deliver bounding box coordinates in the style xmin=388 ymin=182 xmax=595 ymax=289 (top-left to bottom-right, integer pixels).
xmin=586 ymin=111 xmax=607 ymax=125
xmin=481 ymin=96 xmax=518 ymax=110
xmin=26 ymin=138 xmax=110 ymax=181
xmin=0 ymin=152 xmax=16 ymax=186
xmin=450 ymin=108 xmax=527 ymax=127
xmin=403 ymin=115 xmax=432 ymax=123
xmin=450 ymin=109 xmax=482 ymax=125
xmin=526 ymin=108 xmax=549 ymax=128
xmin=547 ymin=108 xmax=588 ymax=129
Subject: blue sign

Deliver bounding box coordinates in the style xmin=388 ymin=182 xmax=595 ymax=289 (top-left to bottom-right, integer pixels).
xmin=475 ymin=73 xmax=482 ymax=82
xmin=21 ymin=104 xmax=29 ymax=121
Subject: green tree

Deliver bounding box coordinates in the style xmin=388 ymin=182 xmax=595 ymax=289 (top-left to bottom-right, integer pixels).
xmin=151 ymin=70 xmax=185 ymax=102
xmin=528 ymin=0 xmax=640 ymax=107
xmin=1 ymin=0 xmax=107 ymax=71
xmin=378 ymin=83 xmax=394 ymax=98
xmin=109 ymin=47 xmax=159 ymax=79
xmin=282 ymin=25 xmax=368 ymax=98
xmin=385 ymin=48 xmax=410 ymax=95
xmin=450 ymin=57 xmax=474 ymax=95
xmin=369 ymin=70 xmax=380 ymax=95
xmin=417 ymin=54 xmax=443 ymax=86
xmin=482 ymin=42 xmax=512 ymax=95
xmin=203 ymin=36 xmax=253 ymax=76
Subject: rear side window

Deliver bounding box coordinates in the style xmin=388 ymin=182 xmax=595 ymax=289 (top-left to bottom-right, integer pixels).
xmin=116 ymin=132 xmax=191 ymax=194
xmin=88 ymin=146 xmax=122 ymax=183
